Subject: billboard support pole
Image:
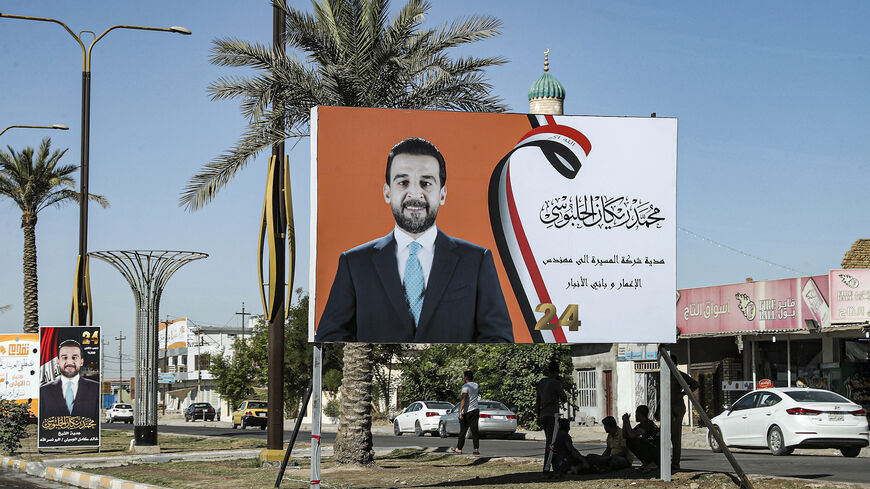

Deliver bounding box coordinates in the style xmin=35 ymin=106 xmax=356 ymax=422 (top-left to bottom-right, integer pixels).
xmin=310 ymin=343 xmax=322 ymax=489
xmin=659 ymin=346 xmax=755 ymax=489
xmin=659 ymin=351 xmax=671 ymax=481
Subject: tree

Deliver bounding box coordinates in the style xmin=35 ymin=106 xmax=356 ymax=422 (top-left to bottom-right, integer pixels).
xmin=182 ymin=0 xmax=506 ymax=465
xmin=0 ymin=138 xmax=108 ymax=333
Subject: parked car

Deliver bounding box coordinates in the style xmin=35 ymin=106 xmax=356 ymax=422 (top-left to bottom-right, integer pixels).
xmin=185 ymin=402 xmax=216 ymax=422
xmin=231 ymin=400 xmax=268 ymax=430
xmin=708 ymin=387 xmax=869 ymax=457
xmin=105 ymin=402 xmax=133 ymax=424
xmin=438 ymin=400 xmax=518 ymax=438
xmin=393 ymin=400 xmax=454 ymax=436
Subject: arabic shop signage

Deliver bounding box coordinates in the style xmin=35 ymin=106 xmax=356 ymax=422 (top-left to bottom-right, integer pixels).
xmin=676 ymin=275 xmax=830 ymax=336
xmin=829 ymin=269 xmax=870 ymax=324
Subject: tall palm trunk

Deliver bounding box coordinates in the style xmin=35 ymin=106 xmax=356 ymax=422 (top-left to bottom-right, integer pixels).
xmin=334 ymin=343 xmax=374 ymax=464
xmin=21 ymin=212 xmax=38 ymax=333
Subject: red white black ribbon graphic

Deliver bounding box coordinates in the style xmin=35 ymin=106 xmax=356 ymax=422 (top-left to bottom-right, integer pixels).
xmin=488 ymin=115 xmax=592 ymax=343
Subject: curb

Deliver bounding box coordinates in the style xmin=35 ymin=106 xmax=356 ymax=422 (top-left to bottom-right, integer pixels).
xmin=2 ymin=456 xmax=169 ymax=489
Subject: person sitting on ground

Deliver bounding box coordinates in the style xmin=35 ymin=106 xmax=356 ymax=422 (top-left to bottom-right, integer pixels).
xmin=622 ymin=404 xmax=660 ymax=472
xmin=549 ymin=418 xmax=592 ymax=477
xmin=586 ymin=416 xmax=633 ymax=473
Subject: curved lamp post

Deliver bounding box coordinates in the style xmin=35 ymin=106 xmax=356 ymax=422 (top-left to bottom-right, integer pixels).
xmin=0 ymin=124 xmax=68 ymax=137
xmin=0 ymin=12 xmax=191 ymax=326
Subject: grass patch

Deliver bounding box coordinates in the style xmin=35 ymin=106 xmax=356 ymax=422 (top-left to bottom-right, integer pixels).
xmin=78 ymin=449 xmax=870 ymax=489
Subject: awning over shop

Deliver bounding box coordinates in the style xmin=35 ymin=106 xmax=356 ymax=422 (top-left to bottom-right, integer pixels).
xmin=677 ymin=274 xmax=830 ymax=337
xmin=168 ymin=387 xmax=194 ymax=399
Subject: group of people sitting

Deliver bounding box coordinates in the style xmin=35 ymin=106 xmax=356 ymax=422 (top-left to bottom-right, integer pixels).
xmin=547 ymin=404 xmax=660 ymax=477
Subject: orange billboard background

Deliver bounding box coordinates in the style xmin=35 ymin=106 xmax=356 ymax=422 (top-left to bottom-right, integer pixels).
xmin=313 ymin=106 xmax=534 ymax=342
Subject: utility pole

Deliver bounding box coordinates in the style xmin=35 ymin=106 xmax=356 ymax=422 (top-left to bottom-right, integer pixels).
xmin=235 ymin=302 xmax=250 ymax=341
xmin=115 ymin=333 xmax=126 ymax=398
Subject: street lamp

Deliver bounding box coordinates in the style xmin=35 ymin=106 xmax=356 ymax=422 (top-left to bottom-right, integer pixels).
xmin=0 ymin=12 xmax=191 ymax=326
xmin=0 ymin=124 xmax=68 ymax=137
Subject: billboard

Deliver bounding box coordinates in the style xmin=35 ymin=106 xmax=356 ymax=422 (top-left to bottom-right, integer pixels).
xmin=309 ymin=107 xmax=677 ymax=344
xmin=38 ymin=326 xmax=101 ymax=449
xmin=0 ymin=333 xmax=39 ymax=417
xmin=829 ymin=269 xmax=870 ymax=324
xmin=676 ymin=275 xmax=830 ymax=336
xmin=158 ymin=318 xmax=188 ymax=350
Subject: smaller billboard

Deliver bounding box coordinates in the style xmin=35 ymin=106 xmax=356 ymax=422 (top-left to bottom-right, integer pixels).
xmin=829 ymin=269 xmax=870 ymax=324
xmin=38 ymin=326 xmax=101 ymax=449
xmin=0 ymin=333 xmax=39 ymax=417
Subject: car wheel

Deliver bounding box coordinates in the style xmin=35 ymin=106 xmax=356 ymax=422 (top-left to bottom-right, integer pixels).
xmin=415 ymin=421 xmax=424 ymax=436
xmin=232 ymin=420 xmax=237 ymax=429
xmin=767 ymin=425 xmax=790 ymax=456
xmin=840 ymin=447 xmax=861 ymax=458
xmin=708 ymin=426 xmax=723 ymax=453
xmin=439 ymin=422 xmax=447 ymax=438
xmin=240 ymin=418 xmax=247 ymax=429
xmin=394 ymin=420 xmax=402 ymax=436
xmin=185 ymin=415 xmax=190 ymax=422
xmin=260 ymin=424 xmax=266 ymax=430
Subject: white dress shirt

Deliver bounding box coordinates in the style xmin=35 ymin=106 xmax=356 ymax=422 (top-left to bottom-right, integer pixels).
xmin=394 ymin=225 xmax=438 ymax=288
xmin=62 ymin=375 xmax=80 ymax=399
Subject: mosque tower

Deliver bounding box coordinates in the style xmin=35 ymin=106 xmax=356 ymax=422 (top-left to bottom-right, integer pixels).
xmin=528 ymin=49 xmax=565 ymax=115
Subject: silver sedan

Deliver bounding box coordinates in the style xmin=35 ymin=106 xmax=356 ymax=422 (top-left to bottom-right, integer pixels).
xmin=438 ymin=400 xmax=518 ymax=438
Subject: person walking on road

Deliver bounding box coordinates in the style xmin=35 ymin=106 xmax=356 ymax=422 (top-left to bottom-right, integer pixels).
xmin=536 ymin=360 xmax=566 ymax=473
xmin=452 ymin=369 xmax=480 ymax=455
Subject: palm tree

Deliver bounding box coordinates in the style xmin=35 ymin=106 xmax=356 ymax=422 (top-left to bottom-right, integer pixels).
xmin=0 ymin=138 xmax=108 ymax=333
xmin=182 ymin=0 xmax=507 ymax=464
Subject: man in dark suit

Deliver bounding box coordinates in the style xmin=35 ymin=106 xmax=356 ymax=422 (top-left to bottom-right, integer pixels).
xmin=39 ymin=339 xmax=99 ymax=421
xmin=315 ymin=137 xmax=513 ymax=343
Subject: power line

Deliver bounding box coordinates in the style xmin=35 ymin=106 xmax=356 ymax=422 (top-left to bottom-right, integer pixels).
xmin=678 ymin=226 xmax=809 ymax=276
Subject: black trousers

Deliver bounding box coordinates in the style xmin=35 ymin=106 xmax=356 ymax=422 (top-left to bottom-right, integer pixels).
xmin=627 ymin=437 xmax=660 ymax=465
xmin=671 ymin=402 xmax=686 ymax=466
xmin=457 ymin=409 xmax=479 ymax=450
xmin=540 ymin=415 xmax=556 ymax=471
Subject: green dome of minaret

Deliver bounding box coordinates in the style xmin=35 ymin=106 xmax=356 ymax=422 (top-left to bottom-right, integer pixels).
xmin=528 ymin=49 xmax=565 ymax=100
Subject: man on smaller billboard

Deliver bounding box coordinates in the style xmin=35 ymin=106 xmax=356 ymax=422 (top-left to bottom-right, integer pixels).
xmin=39 ymin=340 xmax=99 ymax=420
xmin=315 ymin=137 xmax=513 ymax=343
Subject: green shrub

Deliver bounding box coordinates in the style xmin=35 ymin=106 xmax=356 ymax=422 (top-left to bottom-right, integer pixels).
xmin=324 ymin=397 xmax=340 ymax=419
xmin=0 ymin=400 xmax=32 ymax=455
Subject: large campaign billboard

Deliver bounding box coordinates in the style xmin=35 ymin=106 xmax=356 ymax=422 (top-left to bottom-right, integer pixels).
xmin=0 ymin=333 xmax=39 ymax=417
xmin=309 ymin=107 xmax=677 ymax=344
xmin=38 ymin=326 xmax=101 ymax=449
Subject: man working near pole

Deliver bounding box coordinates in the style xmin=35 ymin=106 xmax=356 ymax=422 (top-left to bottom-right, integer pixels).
xmin=536 ymin=360 xmax=566 ymax=475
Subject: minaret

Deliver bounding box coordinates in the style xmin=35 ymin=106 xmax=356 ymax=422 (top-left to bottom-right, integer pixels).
xmin=528 ymin=49 xmax=565 ymax=115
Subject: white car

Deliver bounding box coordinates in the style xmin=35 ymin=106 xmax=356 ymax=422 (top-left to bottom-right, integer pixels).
xmin=105 ymin=402 xmax=133 ymax=424
xmin=393 ymin=400 xmax=454 ymax=436
xmin=708 ymin=387 xmax=869 ymax=457
xmin=438 ymin=400 xmax=518 ymax=438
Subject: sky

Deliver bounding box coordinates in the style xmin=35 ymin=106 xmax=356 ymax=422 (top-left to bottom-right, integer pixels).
xmin=1 ymin=1 xmax=868 ymax=373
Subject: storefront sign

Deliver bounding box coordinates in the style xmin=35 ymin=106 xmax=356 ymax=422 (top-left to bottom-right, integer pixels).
xmin=722 ymin=380 xmax=753 ymax=391
xmin=677 ymin=275 xmax=830 ymax=336
xmin=0 ymin=333 xmax=39 ymax=417
xmin=309 ymin=107 xmax=677 ymax=344
xmin=829 ymin=269 xmax=870 ymax=324
xmin=757 ymin=379 xmax=774 ymax=389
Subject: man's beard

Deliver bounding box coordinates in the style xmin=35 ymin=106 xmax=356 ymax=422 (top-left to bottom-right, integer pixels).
xmin=393 ymin=199 xmax=437 ymax=234
xmin=60 ymin=365 xmax=80 ymax=379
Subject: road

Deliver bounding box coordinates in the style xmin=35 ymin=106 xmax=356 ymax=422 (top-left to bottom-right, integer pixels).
xmin=0 ymin=471 xmax=72 ymax=489
xmin=103 ymin=423 xmax=870 ymax=484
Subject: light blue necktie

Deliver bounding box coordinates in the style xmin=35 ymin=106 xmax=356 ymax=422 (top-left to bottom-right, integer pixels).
xmin=65 ymin=381 xmax=74 ymax=414
xmin=404 ymin=242 xmax=425 ymax=327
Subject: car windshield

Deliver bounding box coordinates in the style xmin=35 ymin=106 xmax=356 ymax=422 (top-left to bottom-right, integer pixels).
xmin=116 ymin=404 xmax=131 ymax=409
xmin=425 ymin=402 xmax=453 ymax=409
xmin=247 ymin=402 xmax=267 ymax=409
xmin=479 ymin=401 xmax=509 ymax=411
xmin=783 ymin=390 xmax=850 ymax=403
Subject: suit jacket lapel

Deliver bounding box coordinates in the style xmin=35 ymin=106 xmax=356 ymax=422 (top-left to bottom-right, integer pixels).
xmin=373 ymin=232 xmax=416 ymax=332
xmin=416 ymin=231 xmax=458 ymax=335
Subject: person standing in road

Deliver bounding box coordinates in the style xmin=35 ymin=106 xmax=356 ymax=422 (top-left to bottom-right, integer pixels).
xmin=536 ymin=360 xmax=567 ymax=473
xmin=453 ymin=369 xmax=480 ymax=455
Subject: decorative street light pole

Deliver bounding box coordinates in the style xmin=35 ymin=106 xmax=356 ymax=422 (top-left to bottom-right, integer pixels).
xmin=0 ymin=12 xmax=191 ymax=326
xmin=0 ymin=124 xmax=68 ymax=137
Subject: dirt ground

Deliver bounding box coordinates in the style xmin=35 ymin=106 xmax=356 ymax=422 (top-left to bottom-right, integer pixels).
xmin=85 ymin=449 xmax=870 ymax=489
